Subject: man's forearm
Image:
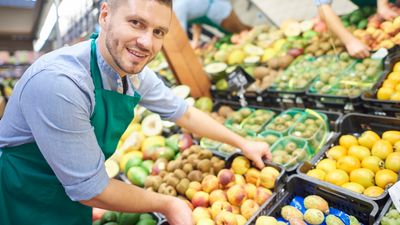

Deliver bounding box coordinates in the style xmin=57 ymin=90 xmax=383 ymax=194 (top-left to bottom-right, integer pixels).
xmin=176 ymin=106 xmax=247 ymax=149
xmin=318 ymin=4 xmax=356 ymax=43
xmin=80 ymin=179 xmax=172 ymax=214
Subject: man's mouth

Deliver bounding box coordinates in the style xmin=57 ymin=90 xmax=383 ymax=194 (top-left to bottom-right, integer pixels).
xmin=127 ymin=48 xmax=149 ymax=59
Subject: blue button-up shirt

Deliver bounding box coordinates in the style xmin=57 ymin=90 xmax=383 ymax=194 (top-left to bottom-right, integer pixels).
xmin=0 ymin=39 xmax=187 ymax=201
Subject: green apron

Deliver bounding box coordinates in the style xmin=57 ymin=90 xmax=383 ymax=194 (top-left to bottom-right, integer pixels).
xmin=0 ymin=34 xmax=141 ymax=225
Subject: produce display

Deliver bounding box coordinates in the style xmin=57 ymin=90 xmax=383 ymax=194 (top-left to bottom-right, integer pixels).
xmin=92 ymin=209 xmax=159 ymax=225
xmin=380 ymin=203 xmax=400 ymax=225
xmin=0 ymin=77 xmax=18 ymax=99
xmin=340 ymin=6 xmax=375 ymax=29
xmin=376 ymin=61 xmax=400 ymax=101
xmin=258 ymin=194 xmax=362 ymax=225
xmin=305 ymin=130 xmax=400 ymax=198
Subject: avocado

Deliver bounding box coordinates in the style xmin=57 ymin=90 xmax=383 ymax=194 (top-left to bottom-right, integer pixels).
xmin=101 ymin=211 xmax=119 ymax=224
xmin=136 ymin=219 xmax=157 ymax=225
xmin=139 ymin=213 xmax=154 ymax=221
xmin=103 ymin=222 xmax=118 ymax=225
xmin=357 ymin=19 xmax=368 ymax=29
xmin=92 ymin=220 xmax=101 ymax=225
xmin=119 ymin=212 xmax=140 ymax=225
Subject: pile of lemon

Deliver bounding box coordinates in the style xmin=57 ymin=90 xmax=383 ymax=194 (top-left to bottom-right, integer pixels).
xmin=307 ymin=130 xmax=400 ymax=198
xmin=377 ymin=62 xmax=400 ymax=101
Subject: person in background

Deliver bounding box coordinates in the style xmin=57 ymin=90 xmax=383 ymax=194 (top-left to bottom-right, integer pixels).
xmin=314 ymin=0 xmax=400 ymax=58
xmin=0 ymin=0 xmax=270 ymax=225
xmin=173 ymin=0 xmax=251 ymax=48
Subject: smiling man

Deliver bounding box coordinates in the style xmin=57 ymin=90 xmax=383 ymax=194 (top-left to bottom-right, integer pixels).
xmin=0 ymin=0 xmax=270 ymax=225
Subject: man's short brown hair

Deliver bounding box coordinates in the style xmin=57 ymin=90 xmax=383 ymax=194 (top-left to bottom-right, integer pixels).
xmin=109 ymin=0 xmax=172 ymax=10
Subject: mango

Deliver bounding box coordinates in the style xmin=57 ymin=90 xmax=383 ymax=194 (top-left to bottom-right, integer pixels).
xmin=304 ymin=209 xmax=324 ymax=225
xmin=281 ymin=205 xmax=303 ymax=221
xmin=349 ymin=216 xmax=361 ymax=225
xmin=288 ymin=218 xmax=307 ymax=225
xmin=304 ymin=195 xmax=329 ymax=214
xmin=326 ymin=215 xmax=345 ymax=225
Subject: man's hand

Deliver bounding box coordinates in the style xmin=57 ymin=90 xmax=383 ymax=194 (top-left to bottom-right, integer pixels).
xmin=240 ymin=140 xmax=271 ymax=169
xmin=162 ymin=197 xmax=193 ymax=225
xmin=345 ymin=38 xmax=370 ymax=58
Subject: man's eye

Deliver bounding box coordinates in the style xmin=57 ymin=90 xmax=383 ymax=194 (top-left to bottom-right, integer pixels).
xmin=131 ymin=20 xmax=141 ymax=27
xmin=154 ymin=29 xmax=165 ymax=38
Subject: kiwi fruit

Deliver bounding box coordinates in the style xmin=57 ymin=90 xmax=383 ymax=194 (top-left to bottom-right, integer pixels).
xmin=188 ymin=170 xmax=203 ymax=182
xmin=158 ymin=171 xmax=167 ymax=178
xmin=197 ymin=159 xmax=211 ymax=173
xmin=144 ymin=176 xmax=162 ymax=191
xmin=159 ymin=185 xmax=177 ymax=196
xmin=174 ymin=169 xmax=187 ymax=179
xmin=198 ymin=149 xmax=213 ymax=159
xmin=167 ymin=161 xmax=180 ymax=172
xmin=212 ymin=160 xmax=225 ymax=173
xmin=211 ymin=156 xmax=220 ymax=163
xmin=182 ymin=163 xmax=194 ymax=174
xmin=176 ymin=178 xmax=190 ymax=195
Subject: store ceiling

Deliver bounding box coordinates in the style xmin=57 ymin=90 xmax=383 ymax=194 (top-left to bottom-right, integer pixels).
xmin=0 ymin=0 xmax=44 ymax=52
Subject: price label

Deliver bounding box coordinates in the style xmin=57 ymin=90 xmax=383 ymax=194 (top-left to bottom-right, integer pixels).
xmin=227 ymin=67 xmax=255 ymax=92
xmin=389 ymin=181 xmax=400 ymax=212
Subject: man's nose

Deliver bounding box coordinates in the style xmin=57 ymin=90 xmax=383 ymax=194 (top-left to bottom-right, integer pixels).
xmin=137 ymin=31 xmax=152 ymax=51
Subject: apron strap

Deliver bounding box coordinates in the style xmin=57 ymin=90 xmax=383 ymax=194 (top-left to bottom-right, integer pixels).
xmin=90 ymin=34 xmax=103 ymax=90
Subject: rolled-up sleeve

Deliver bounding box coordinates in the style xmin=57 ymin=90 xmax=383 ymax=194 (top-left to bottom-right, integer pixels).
xmin=135 ymin=68 xmax=188 ymax=121
xmin=20 ymin=70 xmax=109 ymax=201
xmin=314 ymin=0 xmax=332 ymax=6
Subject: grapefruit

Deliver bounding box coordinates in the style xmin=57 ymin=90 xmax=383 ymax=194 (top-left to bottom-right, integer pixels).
xmin=341 ymin=182 xmax=365 ymax=194
xmin=382 ymin=130 xmax=400 ymax=145
xmin=363 ymin=186 xmax=385 ymax=198
xmin=394 ymin=140 xmax=400 ymax=152
xmin=306 ymin=169 xmax=326 ymax=181
xmin=336 ymin=156 xmax=360 ymax=173
xmin=325 ymin=169 xmax=349 ymax=186
xmin=361 ymin=156 xmax=384 ymax=173
xmin=348 ymin=145 xmax=371 ymax=161
xmin=326 ymin=146 xmax=347 ymax=161
xmin=358 ymin=131 xmax=380 ymax=149
xmin=371 ymin=140 xmax=393 ymax=160
xmin=375 ymin=169 xmax=398 ymax=189
xmin=339 ymin=135 xmax=358 ymax=149
xmin=385 ymin=152 xmax=400 ymax=173
xmin=350 ymin=168 xmax=375 ymax=188
xmin=316 ymin=159 xmax=337 ymax=174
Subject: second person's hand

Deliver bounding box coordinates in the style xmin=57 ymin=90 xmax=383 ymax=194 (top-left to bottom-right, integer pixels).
xmin=345 ymin=38 xmax=370 ymax=59
xmin=163 ymin=196 xmax=193 ymax=225
xmin=240 ymin=140 xmax=271 ymax=169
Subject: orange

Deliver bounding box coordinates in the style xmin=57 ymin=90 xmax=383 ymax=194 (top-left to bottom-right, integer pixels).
xmin=339 ymin=135 xmax=358 ymax=149
xmin=391 ymin=92 xmax=400 ymax=101
xmin=387 ymin=71 xmax=400 ymax=83
xmin=337 ymin=156 xmax=361 ymax=173
xmin=325 ymin=169 xmax=349 ymax=186
xmin=306 ymin=169 xmax=326 ymax=181
xmin=348 ymin=145 xmax=371 ymax=161
xmin=361 ymin=156 xmax=384 ymax=173
xmin=341 ymin=182 xmax=365 ymax=194
xmin=363 ymin=186 xmax=385 ymax=197
xmin=382 ymin=130 xmax=400 ymax=145
xmin=375 ymin=169 xmax=398 ymax=189
xmin=393 ymin=62 xmax=400 ymax=72
xmin=377 ymin=87 xmax=394 ymax=100
xmin=316 ymin=158 xmax=337 ymax=174
xmin=371 ymin=140 xmax=393 ymax=160
xmin=358 ymin=131 xmax=381 ymax=149
xmin=326 ymin=145 xmax=347 ymax=161
xmin=350 ymin=168 xmax=375 ymax=188
xmin=382 ymin=80 xmax=397 ymax=89
xmin=385 ymin=152 xmax=400 ymax=173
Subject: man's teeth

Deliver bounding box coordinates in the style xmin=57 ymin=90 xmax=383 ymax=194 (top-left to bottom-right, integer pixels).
xmin=128 ymin=49 xmax=146 ymax=58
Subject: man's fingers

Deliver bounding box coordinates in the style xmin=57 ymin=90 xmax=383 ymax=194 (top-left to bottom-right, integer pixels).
xmin=253 ymin=157 xmax=265 ymax=169
xmin=264 ymin=148 xmax=272 ymax=160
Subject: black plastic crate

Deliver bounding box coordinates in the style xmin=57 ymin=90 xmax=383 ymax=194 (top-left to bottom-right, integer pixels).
xmin=246 ymin=175 xmax=379 ymax=225
xmin=307 ymin=89 xmax=367 ymax=113
xmin=362 ymin=50 xmax=400 ymax=115
xmin=298 ymin=113 xmax=400 ymax=206
xmin=263 ymin=88 xmax=312 ymax=109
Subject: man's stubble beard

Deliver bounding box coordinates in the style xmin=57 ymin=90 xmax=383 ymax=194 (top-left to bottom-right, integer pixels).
xmin=105 ymin=32 xmax=155 ymax=75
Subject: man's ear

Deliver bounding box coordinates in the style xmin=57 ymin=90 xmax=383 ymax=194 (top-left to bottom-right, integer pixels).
xmin=98 ymin=2 xmax=110 ymax=30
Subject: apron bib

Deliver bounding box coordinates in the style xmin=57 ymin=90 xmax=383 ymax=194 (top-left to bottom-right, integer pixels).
xmin=0 ymin=34 xmax=141 ymax=225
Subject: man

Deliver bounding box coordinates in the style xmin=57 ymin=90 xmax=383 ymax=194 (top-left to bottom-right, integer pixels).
xmin=315 ymin=0 xmax=400 ymax=58
xmin=0 ymin=0 xmax=270 ymax=225
xmin=173 ymin=0 xmax=251 ymax=48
